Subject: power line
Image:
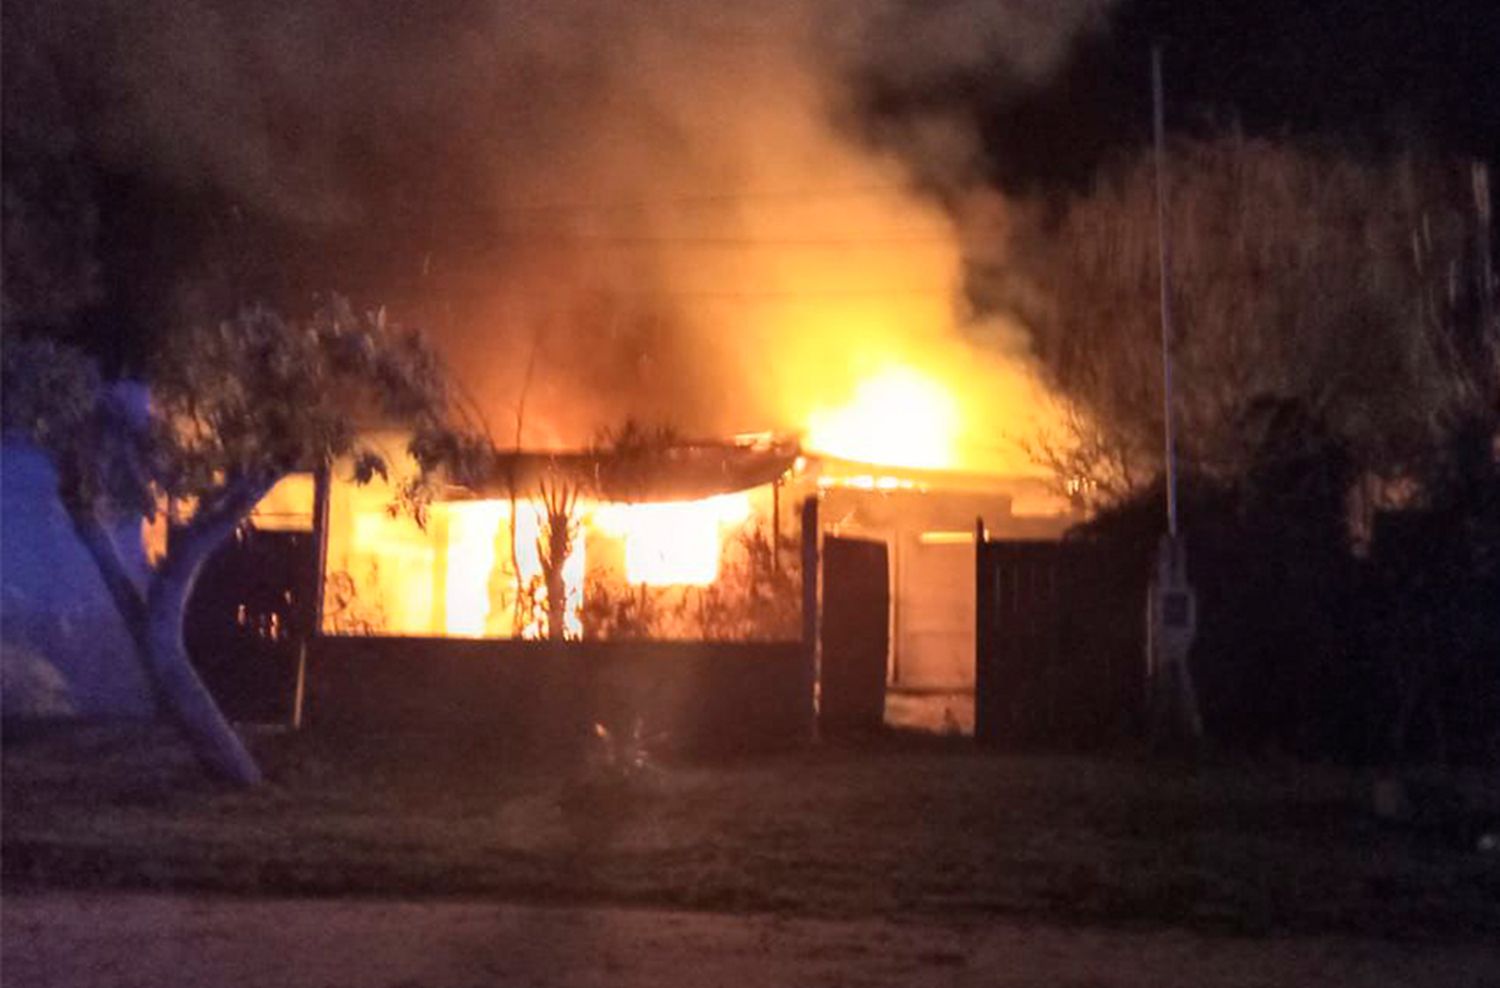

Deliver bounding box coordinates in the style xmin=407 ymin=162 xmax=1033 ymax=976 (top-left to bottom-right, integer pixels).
xmin=473 ymin=233 xmax=955 ymax=249
xmin=453 ymin=286 xmax=954 ymax=301
xmin=486 ymin=185 xmax=924 ymax=215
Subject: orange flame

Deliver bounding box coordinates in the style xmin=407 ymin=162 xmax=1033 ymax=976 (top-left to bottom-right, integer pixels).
xmin=424 ymin=493 xmax=756 ymax=638
xmin=592 ymin=493 xmax=752 ymax=586
xmin=805 ymin=365 xmax=960 ymax=470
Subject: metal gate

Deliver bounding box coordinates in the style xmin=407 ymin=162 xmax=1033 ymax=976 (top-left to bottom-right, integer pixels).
xmin=975 ymin=540 xmax=1142 ymax=747
xmin=819 ymin=535 xmax=890 ymax=736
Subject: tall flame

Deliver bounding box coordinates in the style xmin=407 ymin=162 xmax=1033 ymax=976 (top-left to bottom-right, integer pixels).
xmin=593 ymin=493 xmax=752 ymax=586
xmin=437 ymin=493 xmax=754 ymax=637
xmin=805 ymin=365 xmax=960 ymax=470
xmin=443 ymin=501 xmax=505 ymax=637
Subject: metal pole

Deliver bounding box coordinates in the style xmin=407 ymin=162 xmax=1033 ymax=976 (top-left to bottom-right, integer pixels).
xmin=1475 ymin=162 xmax=1495 ymax=372
xmin=1152 ymin=43 xmax=1181 ymax=538
xmin=800 ymin=496 xmax=821 ymax=742
xmin=295 ymin=462 xmax=332 ymax=730
xmin=309 ymin=462 xmax=332 ymax=635
xmin=1147 ymin=44 xmax=1202 ymax=743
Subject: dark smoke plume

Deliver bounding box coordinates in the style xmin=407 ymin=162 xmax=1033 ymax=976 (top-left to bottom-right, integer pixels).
xmin=3 ymin=0 xmax=1106 ymax=452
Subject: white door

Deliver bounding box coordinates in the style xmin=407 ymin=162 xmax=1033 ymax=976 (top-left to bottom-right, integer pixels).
xmin=892 ymin=532 xmax=975 ymax=691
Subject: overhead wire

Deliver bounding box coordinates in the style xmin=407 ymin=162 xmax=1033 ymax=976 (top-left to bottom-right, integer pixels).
xmin=418 ymin=178 xmax=965 ymax=299
xmin=470 ymin=233 xmax=955 ymax=249
xmin=483 ymin=184 xmax=929 ymax=216
xmin=435 ymin=285 xmax=956 ymax=301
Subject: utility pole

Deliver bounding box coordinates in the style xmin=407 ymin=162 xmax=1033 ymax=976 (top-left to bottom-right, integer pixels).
xmin=1147 ymin=43 xmax=1202 ymax=744
xmin=1153 ymin=44 xmax=1181 ymax=538
xmin=1475 ymin=162 xmax=1496 ymax=385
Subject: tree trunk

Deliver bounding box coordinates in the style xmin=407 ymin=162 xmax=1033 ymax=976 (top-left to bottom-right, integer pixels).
xmin=145 ymin=572 xmax=263 ymax=786
xmin=140 ymin=480 xmax=276 ymax=786
xmin=546 ymin=559 xmax=567 ymax=642
xmin=545 ymin=514 xmax=570 ymax=642
xmin=71 ymin=482 xmax=270 ymax=786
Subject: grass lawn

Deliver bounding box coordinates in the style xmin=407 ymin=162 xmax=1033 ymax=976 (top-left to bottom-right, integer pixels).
xmin=4 ymin=723 xmax=1499 ymax=940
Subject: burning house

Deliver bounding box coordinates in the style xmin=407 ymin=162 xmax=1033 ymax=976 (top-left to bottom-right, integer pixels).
xmin=182 ymin=403 xmax=1076 ymax=747
xmin=0 ymin=0 xmax=1205 ymax=760
xmin=317 ymin=430 xmax=803 ymax=643
xmin=0 ymin=0 xmax=1115 ymax=746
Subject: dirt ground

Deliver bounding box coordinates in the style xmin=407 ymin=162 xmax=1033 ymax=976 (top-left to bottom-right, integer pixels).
xmin=11 ymin=727 xmax=1500 ymax=941
xmin=6 ymin=892 xmax=1500 ymax=988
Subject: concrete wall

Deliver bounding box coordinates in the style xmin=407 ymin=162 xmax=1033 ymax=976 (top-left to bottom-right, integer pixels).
xmin=305 ymin=636 xmax=813 ymax=754
xmin=1 ymin=441 xmax=153 ymax=718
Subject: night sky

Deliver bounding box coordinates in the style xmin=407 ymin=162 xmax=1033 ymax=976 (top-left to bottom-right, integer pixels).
xmin=868 ymin=0 xmax=1500 ymax=194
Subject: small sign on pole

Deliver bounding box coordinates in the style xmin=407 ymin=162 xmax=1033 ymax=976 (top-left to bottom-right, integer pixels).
xmin=1147 ymin=534 xmax=1202 ymax=741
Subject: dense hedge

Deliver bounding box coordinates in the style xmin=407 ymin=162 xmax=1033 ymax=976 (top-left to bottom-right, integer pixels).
xmin=1075 ymin=426 xmax=1499 ymax=765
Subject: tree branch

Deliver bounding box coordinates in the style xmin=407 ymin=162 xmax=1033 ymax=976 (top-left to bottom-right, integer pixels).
xmin=160 ymin=473 xmax=280 ymax=588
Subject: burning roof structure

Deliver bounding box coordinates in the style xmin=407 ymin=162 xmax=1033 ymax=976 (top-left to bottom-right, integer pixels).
xmin=289 ymin=410 xmax=1073 ymax=637
xmin=450 ymin=435 xmax=801 ymax=505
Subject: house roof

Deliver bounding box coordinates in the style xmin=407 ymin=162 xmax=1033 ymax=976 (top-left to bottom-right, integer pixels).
xmin=442 ymin=437 xmax=800 ymax=504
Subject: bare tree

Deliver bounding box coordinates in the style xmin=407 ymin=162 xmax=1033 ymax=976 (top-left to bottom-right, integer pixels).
xmin=979 ymin=136 xmax=1494 ymax=502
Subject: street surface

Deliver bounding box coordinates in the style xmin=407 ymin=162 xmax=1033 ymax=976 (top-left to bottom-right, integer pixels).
xmin=5 ymin=892 xmax=1500 ymax=987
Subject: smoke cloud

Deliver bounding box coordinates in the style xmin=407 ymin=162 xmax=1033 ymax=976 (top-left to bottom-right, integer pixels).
xmin=4 ymin=0 xmax=1107 ymax=468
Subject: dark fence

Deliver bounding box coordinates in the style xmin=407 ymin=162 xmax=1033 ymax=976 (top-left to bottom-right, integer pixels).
xmin=818 ymin=535 xmax=891 ymax=737
xmin=975 ymin=540 xmax=1144 ymax=748
xmin=304 ymin=636 xmax=813 ymax=754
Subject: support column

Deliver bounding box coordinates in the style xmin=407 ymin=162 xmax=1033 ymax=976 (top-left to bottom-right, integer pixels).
xmin=800 ymin=495 xmax=820 ymax=742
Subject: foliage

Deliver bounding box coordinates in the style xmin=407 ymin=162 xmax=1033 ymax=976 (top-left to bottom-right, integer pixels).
xmin=1073 ymin=430 xmax=1499 ymax=766
xmin=1073 ymin=475 xmax=1356 ymax=759
xmin=1365 ymin=425 xmax=1500 ymax=766
xmin=482 ymin=421 xmax=684 ymax=642
xmin=592 ymin=419 xmax=683 ymax=459
xmin=486 ymin=553 xmax=543 ymax=640
xmin=982 ymin=136 xmax=1495 ymax=505
xmin=580 ymin=572 xmax=668 ymax=641
xmin=681 ymin=523 xmax=802 ymax=641
xmin=150 ymin=300 xmax=489 ymax=505
xmin=1 ymin=336 xmax=99 ymax=447
xmin=582 ymin=522 xmax=801 ymax=642
xmin=1 ymin=299 xmax=483 ymax=784
xmin=1021 ymin=400 xmax=1141 ymax=513
xmin=322 ymin=568 xmax=389 ymax=636
xmin=1 ymin=336 xmax=138 ymax=514
xmin=1000 ymin=138 xmax=1499 ymax=763
xmin=589 ymin=418 xmax=685 ymax=501
xmin=5 ymin=299 xmax=490 ymax=518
